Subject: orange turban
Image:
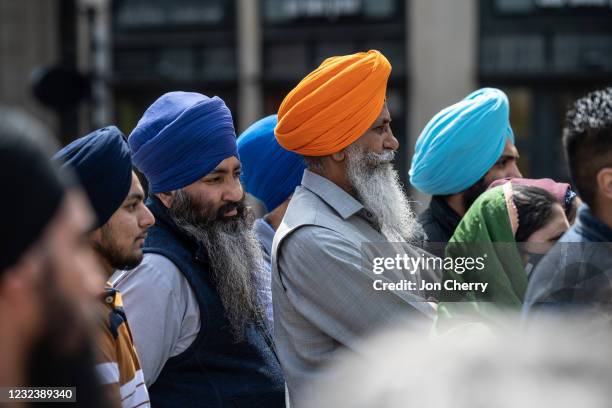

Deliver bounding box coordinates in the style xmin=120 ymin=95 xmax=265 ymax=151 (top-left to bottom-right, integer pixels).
xmin=275 ymin=50 xmax=391 ymax=156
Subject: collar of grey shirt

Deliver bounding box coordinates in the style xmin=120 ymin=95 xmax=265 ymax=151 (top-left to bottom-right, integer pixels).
xmin=301 ymin=169 xmax=364 ymax=220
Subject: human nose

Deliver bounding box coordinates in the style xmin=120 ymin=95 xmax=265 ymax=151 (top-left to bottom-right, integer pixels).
xmin=384 ymin=129 xmax=399 ymax=151
xmin=139 ymin=204 xmax=155 ymax=229
xmin=507 ymin=162 xmax=522 ymax=178
xmin=223 ymin=178 xmax=243 ymax=202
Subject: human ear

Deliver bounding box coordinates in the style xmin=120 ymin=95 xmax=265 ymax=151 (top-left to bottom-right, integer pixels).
xmin=596 ymin=168 xmax=612 ymax=201
xmin=156 ymin=191 xmax=175 ymax=208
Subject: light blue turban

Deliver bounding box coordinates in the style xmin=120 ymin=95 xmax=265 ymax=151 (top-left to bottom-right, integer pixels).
xmin=237 ymin=115 xmax=306 ymax=212
xmin=409 ymin=88 xmax=515 ymax=195
xmin=129 ymin=91 xmax=238 ymax=194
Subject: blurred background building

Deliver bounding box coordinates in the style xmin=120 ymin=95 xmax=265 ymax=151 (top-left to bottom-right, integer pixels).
xmin=1 ymin=0 xmax=611 ymax=199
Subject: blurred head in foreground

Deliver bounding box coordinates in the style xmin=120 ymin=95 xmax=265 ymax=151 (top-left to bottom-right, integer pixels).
xmin=0 ymin=107 xmax=106 ymax=406
xmin=303 ymin=314 xmax=612 ymax=408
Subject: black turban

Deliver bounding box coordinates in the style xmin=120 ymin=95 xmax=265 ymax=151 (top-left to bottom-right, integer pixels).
xmin=53 ymin=126 xmax=132 ymax=230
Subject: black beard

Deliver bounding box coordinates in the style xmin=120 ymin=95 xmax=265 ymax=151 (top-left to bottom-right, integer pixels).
xmin=462 ymin=177 xmax=489 ymax=212
xmin=92 ymin=239 xmax=143 ymax=271
xmin=167 ymin=191 xmax=265 ymax=342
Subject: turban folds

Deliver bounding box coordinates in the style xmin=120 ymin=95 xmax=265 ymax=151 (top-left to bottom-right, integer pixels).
xmin=409 ymin=88 xmax=515 ymax=195
xmin=237 ymin=115 xmax=306 ymax=212
xmin=129 ymin=91 xmax=238 ymax=194
xmin=54 ymin=126 xmax=132 ymax=229
xmin=275 ymin=50 xmax=391 ymax=156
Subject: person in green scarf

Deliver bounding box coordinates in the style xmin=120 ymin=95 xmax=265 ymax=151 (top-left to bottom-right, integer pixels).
xmin=437 ymin=182 xmax=570 ymax=326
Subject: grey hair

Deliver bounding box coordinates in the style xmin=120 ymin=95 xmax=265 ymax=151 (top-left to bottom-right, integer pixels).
xmin=303 ymin=156 xmax=326 ymax=172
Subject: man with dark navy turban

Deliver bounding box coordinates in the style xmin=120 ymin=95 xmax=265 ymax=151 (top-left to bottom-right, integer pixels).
xmin=54 ymin=126 xmax=155 ymax=408
xmin=237 ymin=114 xmax=306 ymax=331
xmin=271 ymin=51 xmax=439 ymax=402
xmin=112 ymin=92 xmax=285 ymax=408
xmin=409 ymin=88 xmax=522 ymax=254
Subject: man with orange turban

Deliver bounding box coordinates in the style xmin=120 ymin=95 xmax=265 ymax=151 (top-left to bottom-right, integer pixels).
xmin=272 ymin=50 xmax=439 ymax=403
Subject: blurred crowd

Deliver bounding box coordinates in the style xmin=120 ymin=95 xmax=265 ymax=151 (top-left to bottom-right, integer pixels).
xmin=1 ymin=49 xmax=612 ymax=408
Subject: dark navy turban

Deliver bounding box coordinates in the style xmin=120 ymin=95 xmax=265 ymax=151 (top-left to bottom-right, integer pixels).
xmin=53 ymin=126 xmax=132 ymax=230
xmin=128 ymin=91 xmax=238 ymax=194
xmin=237 ymin=115 xmax=306 ymax=212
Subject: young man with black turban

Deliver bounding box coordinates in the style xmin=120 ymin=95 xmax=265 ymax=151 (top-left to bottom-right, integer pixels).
xmin=54 ymin=126 xmax=155 ymax=408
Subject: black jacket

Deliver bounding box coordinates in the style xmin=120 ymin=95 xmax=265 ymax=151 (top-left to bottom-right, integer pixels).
xmin=417 ymin=196 xmax=462 ymax=258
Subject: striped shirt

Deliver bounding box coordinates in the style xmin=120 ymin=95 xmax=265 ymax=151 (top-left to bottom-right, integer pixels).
xmin=96 ymin=284 xmax=150 ymax=408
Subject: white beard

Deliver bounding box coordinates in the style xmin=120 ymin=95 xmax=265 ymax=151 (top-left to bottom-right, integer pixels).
xmin=345 ymin=144 xmax=419 ymax=242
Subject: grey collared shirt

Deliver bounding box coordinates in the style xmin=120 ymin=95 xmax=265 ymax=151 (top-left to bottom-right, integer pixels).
xmin=271 ymin=170 xmax=438 ymax=401
xmin=254 ymin=218 xmax=275 ymax=332
xmin=111 ymin=254 xmax=201 ymax=387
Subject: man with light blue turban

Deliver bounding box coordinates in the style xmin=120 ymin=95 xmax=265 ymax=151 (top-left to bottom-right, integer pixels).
xmin=112 ymin=91 xmax=285 ymax=408
xmin=409 ymin=88 xmax=522 ymax=252
xmin=237 ymin=115 xmax=306 ymax=330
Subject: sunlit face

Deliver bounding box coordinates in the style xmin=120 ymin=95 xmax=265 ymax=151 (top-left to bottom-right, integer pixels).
xmin=91 ymin=173 xmax=154 ymax=272
xmin=354 ymin=104 xmax=399 ymax=157
xmin=483 ymin=139 xmax=522 ymax=187
xmin=524 ymin=203 xmax=570 ymax=254
xmin=177 ymin=156 xmax=244 ymax=219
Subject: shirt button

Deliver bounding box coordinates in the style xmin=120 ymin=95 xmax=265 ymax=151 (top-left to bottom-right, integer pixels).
xmin=366 ymin=211 xmax=373 ymax=218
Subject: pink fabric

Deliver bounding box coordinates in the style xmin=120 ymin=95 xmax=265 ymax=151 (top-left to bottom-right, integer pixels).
xmin=488 ymin=177 xmax=571 ymax=209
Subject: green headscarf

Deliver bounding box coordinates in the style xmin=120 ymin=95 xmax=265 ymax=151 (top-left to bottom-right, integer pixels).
xmin=436 ymin=185 xmax=526 ymax=328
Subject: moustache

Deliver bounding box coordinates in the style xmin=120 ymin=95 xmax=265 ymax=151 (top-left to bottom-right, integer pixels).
xmin=365 ymin=149 xmax=395 ymax=166
xmin=214 ymin=200 xmax=247 ymax=221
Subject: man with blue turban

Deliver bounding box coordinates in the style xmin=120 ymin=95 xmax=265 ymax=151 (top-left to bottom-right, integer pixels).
xmin=54 ymin=126 xmax=155 ymax=408
xmin=112 ymin=91 xmax=285 ymax=408
xmin=237 ymin=114 xmax=306 ymax=330
xmin=409 ymin=88 xmax=522 ymax=252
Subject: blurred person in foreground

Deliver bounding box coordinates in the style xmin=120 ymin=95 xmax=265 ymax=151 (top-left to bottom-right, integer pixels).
xmin=0 ymin=107 xmax=107 ymax=407
xmin=272 ymin=50 xmax=438 ymax=402
xmin=237 ymin=114 xmax=306 ymax=331
xmin=54 ymin=126 xmax=155 ymax=408
xmin=524 ymin=87 xmax=612 ymax=315
xmin=410 ymin=88 xmax=522 ymax=256
xmin=302 ymin=314 xmax=612 ymax=408
xmin=113 ymin=92 xmax=285 ymax=407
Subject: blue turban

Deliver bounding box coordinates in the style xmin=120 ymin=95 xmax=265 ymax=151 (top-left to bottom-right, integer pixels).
xmin=53 ymin=126 xmax=132 ymax=229
xmin=129 ymin=91 xmax=238 ymax=194
xmin=237 ymin=115 xmax=306 ymax=212
xmin=409 ymin=88 xmax=515 ymax=195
